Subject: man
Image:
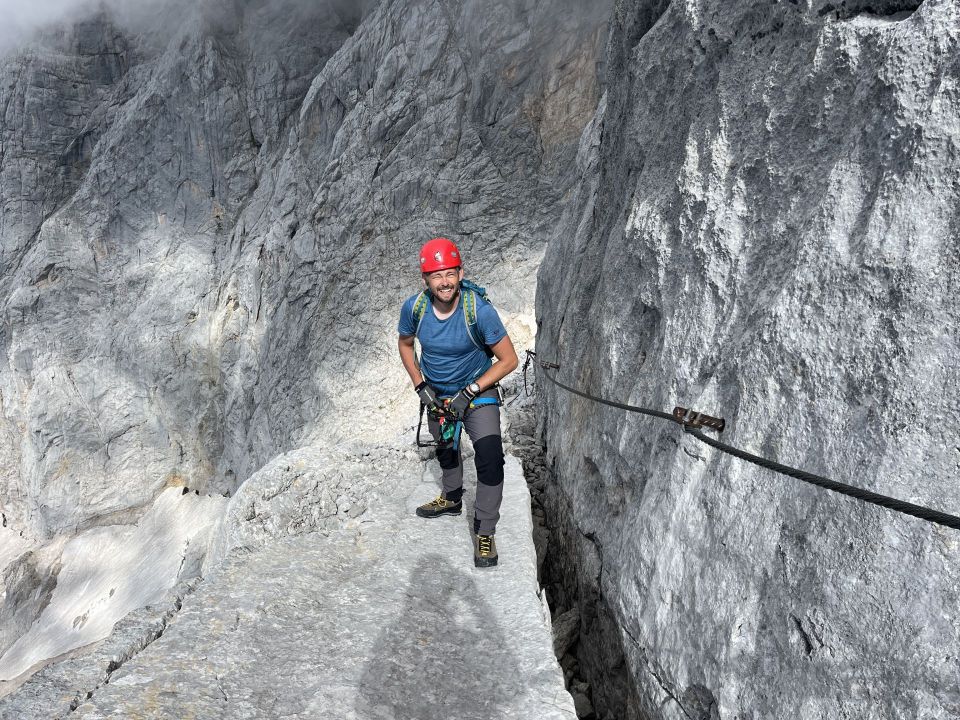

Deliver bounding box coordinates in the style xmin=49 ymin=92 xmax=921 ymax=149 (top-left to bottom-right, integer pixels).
xmin=397 ymin=237 xmax=519 ymax=567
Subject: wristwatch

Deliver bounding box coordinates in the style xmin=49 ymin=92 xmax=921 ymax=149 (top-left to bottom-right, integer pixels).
xmin=468 ymin=382 xmax=481 ymax=395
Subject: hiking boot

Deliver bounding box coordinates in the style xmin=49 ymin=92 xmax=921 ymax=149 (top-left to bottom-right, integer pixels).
xmin=474 ymin=534 xmax=498 ymax=567
xmin=416 ymin=495 xmax=462 ymax=518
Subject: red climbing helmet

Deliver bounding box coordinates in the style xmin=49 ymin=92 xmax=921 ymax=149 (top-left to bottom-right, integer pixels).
xmin=419 ymin=237 xmax=461 ymax=273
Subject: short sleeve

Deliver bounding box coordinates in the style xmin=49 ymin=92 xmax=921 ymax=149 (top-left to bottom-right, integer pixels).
xmin=398 ymin=295 xmax=417 ymax=336
xmin=477 ymin=302 xmax=507 ymax=346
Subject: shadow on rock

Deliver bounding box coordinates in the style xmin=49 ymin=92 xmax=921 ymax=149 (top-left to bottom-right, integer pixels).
xmin=356 ymin=553 xmax=521 ymax=720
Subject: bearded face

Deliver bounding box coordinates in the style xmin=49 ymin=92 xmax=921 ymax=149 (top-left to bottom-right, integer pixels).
xmin=423 ymin=266 xmax=463 ymax=304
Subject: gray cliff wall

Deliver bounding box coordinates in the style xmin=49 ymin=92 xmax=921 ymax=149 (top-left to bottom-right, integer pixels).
xmin=0 ymin=0 xmax=360 ymax=541
xmin=537 ymin=1 xmax=960 ymax=718
xmin=0 ymin=0 xmax=610 ymax=673
xmin=4 ymin=0 xmax=956 ymax=713
xmin=0 ymin=0 xmax=608 ymax=543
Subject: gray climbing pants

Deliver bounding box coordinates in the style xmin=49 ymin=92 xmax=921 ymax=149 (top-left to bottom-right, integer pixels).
xmin=428 ymin=388 xmax=505 ymax=536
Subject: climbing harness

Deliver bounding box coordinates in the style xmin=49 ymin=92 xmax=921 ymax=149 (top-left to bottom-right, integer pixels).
xmin=527 ymin=350 xmax=960 ymax=532
xmin=416 ymin=401 xmax=457 ymax=448
xmin=416 ymin=394 xmax=501 ymax=451
xmin=412 ymin=279 xmax=495 ymax=358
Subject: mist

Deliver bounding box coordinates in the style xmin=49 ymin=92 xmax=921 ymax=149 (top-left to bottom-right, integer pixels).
xmin=0 ymin=0 xmax=202 ymax=55
xmin=0 ymin=0 xmax=372 ymax=56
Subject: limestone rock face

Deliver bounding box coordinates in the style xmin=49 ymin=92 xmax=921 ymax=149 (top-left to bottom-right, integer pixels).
xmin=537 ymin=1 xmax=960 ymax=718
xmin=0 ymin=0 xmax=607 ymax=544
xmin=3 ymin=442 xmax=575 ymax=720
xmin=0 ymin=0 xmax=609 ymax=699
xmin=0 ymin=488 xmax=225 ymax=685
xmin=0 ymin=0 xmax=363 ymax=543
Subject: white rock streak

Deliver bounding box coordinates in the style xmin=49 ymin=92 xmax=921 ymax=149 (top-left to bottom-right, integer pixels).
xmin=0 ymin=527 xmax=31 ymax=573
xmin=0 ymin=488 xmax=224 ymax=682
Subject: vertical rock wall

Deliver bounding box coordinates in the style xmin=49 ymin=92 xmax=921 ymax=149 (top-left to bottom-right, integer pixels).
xmin=0 ymin=0 xmax=609 ymax=542
xmin=0 ymin=0 xmax=360 ymax=541
xmin=537 ymin=0 xmax=960 ymax=718
xmin=0 ymin=0 xmax=611 ymax=680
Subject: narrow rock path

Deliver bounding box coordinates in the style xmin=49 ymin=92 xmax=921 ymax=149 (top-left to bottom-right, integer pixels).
xmin=66 ymin=451 xmax=573 ymax=719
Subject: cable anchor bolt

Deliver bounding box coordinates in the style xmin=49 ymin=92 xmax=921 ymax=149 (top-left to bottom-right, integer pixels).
xmin=673 ymin=406 xmax=725 ymax=433
xmin=525 ymin=348 xmax=561 ymax=370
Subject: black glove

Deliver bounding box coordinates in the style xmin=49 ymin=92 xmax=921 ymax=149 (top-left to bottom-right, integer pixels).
xmin=415 ymin=381 xmax=439 ymax=409
xmin=448 ymin=385 xmax=477 ymax=418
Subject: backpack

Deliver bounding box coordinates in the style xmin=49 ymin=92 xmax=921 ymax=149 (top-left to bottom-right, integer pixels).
xmin=412 ymin=279 xmax=495 ymax=358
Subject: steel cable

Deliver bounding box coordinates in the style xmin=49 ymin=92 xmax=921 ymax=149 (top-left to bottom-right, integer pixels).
xmin=540 ymin=367 xmax=678 ymax=423
xmin=686 ymin=428 xmax=960 ymax=530
xmin=535 ymin=358 xmax=960 ymax=531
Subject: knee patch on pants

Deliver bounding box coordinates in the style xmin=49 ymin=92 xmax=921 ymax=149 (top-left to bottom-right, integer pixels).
xmin=473 ymin=435 xmax=504 ymax=487
xmin=436 ymin=445 xmax=459 ymax=470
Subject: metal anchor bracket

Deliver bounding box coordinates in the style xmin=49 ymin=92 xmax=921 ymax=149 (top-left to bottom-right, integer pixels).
xmin=673 ymin=406 xmax=726 ymax=433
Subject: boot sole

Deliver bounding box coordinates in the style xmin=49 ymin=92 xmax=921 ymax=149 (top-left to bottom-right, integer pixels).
xmin=415 ymin=507 xmax=462 ymax=518
xmin=474 ymin=555 xmax=498 ymax=568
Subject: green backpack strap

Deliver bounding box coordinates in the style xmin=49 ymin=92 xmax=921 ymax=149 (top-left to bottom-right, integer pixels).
xmin=412 ymin=291 xmax=430 ymax=337
xmin=460 ymin=280 xmax=494 ymax=357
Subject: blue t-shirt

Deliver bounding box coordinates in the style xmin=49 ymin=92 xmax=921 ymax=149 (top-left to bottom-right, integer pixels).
xmin=398 ymin=290 xmax=508 ymax=396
